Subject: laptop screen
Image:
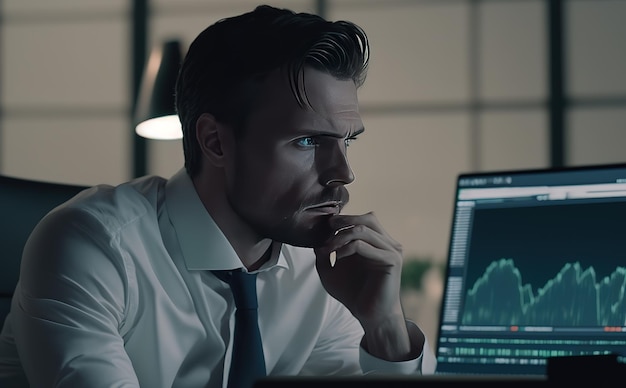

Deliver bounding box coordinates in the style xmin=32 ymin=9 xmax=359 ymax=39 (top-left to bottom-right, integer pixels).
xmin=435 ymin=163 xmax=626 ymax=376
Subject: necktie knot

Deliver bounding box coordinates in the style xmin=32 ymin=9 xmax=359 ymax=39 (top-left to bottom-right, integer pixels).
xmin=228 ymin=271 xmax=258 ymax=310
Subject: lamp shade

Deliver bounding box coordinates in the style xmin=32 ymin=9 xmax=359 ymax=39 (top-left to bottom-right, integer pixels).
xmin=134 ymin=40 xmax=183 ymax=140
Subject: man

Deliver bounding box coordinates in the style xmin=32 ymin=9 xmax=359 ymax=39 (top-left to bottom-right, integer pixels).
xmin=0 ymin=5 xmax=436 ymax=387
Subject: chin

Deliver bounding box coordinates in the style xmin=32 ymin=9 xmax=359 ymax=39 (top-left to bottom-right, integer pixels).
xmin=271 ymin=220 xmax=334 ymax=249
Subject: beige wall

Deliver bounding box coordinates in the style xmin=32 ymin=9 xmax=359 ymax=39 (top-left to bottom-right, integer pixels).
xmin=2 ymin=0 xmax=626 ymax=345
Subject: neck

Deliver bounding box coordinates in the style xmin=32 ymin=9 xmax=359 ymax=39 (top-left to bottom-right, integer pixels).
xmin=247 ymin=244 xmax=273 ymax=272
xmin=192 ymin=170 xmax=273 ymax=271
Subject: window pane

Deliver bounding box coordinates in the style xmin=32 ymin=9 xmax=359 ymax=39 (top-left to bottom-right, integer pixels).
xmin=1 ymin=19 xmax=128 ymax=109
xmin=568 ymin=107 xmax=626 ymax=166
xmin=151 ymin=1 xmax=316 ymax=48
xmin=479 ymin=110 xmax=549 ymax=171
xmin=329 ymin=2 xmax=470 ymax=104
xmin=152 ymin=0 xmax=312 ymax=9
xmin=3 ymin=0 xmax=127 ymax=14
xmin=568 ymin=0 xmax=626 ymax=97
xmin=479 ymin=0 xmax=546 ymax=100
xmin=2 ymin=117 xmax=130 ymax=185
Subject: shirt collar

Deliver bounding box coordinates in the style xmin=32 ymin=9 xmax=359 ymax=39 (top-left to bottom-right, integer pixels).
xmin=165 ymin=168 xmax=288 ymax=272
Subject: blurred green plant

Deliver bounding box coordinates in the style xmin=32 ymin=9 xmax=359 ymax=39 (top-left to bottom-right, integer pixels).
xmin=401 ymin=257 xmax=446 ymax=291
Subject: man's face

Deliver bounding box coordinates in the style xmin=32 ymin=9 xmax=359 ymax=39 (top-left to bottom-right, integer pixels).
xmin=225 ymin=67 xmax=364 ymax=248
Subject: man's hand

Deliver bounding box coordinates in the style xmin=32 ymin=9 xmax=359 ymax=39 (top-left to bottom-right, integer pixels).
xmin=314 ymin=212 xmax=423 ymax=361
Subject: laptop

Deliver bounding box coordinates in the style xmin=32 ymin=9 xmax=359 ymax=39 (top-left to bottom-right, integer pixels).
xmin=435 ymin=162 xmax=626 ymax=378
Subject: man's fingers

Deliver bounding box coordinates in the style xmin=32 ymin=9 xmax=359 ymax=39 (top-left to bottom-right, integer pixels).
xmin=334 ymin=224 xmax=356 ymax=236
xmin=329 ymin=224 xmax=355 ymax=267
xmin=329 ymin=251 xmax=337 ymax=267
xmin=330 ymin=212 xmax=391 ymax=238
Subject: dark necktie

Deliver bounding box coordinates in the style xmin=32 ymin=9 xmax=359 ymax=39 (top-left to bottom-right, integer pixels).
xmin=216 ymin=270 xmax=266 ymax=388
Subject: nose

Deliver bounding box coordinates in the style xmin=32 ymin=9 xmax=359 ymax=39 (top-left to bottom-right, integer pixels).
xmin=319 ymin=141 xmax=355 ymax=187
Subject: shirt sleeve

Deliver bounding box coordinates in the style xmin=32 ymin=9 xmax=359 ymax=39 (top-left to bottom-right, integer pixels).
xmin=12 ymin=206 xmax=140 ymax=387
xmin=301 ymin=292 xmax=438 ymax=377
xmin=298 ymin=294 xmax=364 ymax=376
xmin=359 ymin=320 xmax=438 ymax=375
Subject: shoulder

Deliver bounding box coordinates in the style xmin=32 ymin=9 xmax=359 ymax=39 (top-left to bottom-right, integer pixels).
xmin=22 ymin=175 xmax=167 ymax=266
xmin=19 ymin=175 xmax=168 ymax=292
xmin=48 ymin=175 xmax=167 ymax=233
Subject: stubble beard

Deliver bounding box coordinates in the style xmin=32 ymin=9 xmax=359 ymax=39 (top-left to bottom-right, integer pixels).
xmin=228 ymin=182 xmax=348 ymax=248
xmin=240 ymin=207 xmax=335 ymax=248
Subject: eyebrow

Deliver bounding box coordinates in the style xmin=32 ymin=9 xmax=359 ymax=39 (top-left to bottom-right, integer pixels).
xmin=348 ymin=127 xmax=365 ymax=138
xmin=302 ymin=126 xmax=365 ymax=139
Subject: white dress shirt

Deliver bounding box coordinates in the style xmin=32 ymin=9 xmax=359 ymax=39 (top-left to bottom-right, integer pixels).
xmin=0 ymin=168 xmax=436 ymax=387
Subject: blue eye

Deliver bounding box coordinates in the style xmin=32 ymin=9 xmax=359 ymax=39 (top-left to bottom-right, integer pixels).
xmin=296 ymin=137 xmax=318 ymax=147
xmin=345 ymin=136 xmax=358 ymax=147
xmin=295 ymin=135 xmax=357 ymax=149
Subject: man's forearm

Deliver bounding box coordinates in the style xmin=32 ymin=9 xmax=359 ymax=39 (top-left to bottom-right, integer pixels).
xmin=361 ymin=313 xmax=423 ymax=362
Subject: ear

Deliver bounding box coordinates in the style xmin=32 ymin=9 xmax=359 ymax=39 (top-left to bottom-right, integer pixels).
xmin=195 ymin=113 xmax=233 ymax=167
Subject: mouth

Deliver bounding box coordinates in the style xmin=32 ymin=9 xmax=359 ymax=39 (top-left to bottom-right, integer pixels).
xmin=303 ymin=201 xmax=343 ymax=215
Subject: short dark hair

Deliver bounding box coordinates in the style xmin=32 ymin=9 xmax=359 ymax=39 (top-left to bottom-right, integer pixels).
xmin=175 ymin=4 xmax=370 ymax=177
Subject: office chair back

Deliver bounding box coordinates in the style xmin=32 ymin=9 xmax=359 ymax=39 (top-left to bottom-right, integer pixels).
xmin=0 ymin=175 xmax=88 ymax=326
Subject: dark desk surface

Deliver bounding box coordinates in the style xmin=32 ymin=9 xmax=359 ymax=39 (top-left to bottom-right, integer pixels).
xmin=255 ymin=374 xmax=549 ymax=387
